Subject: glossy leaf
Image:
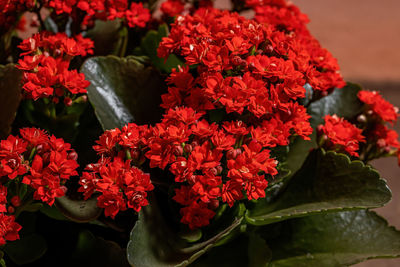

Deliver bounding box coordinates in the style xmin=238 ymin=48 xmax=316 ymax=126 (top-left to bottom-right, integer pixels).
xmin=55 ymin=196 xmax=102 ymax=223
xmin=0 ymin=64 xmax=22 ymax=139
xmin=4 ymin=233 xmax=47 ymax=265
xmin=80 ymin=56 xmax=166 ymax=130
xmin=86 ymin=19 xmax=126 ymax=56
xmin=248 ymin=232 xmax=271 ymax=267
xmin=69 ymin=230 xmax=130 ymax=267
xmin=40 ymin=203 xmax=69 ymax=221
xmin=127 ymin=199 xmax=243 ymax=267
xmin=265 ymin=210 xmax=400 ymax=266
xmin=246 ymin=149 xmax=391 ymax=225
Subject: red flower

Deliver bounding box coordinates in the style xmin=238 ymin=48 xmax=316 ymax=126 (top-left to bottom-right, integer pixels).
xmin=371 ymin=124 xmax=400 ymax=152
xmin=358 ymin=90 xmax=398 ymax=123
xmin=17 ymin=32 xmax=92 ymax=101
xmin=180 ymin=201 xmax=215 ymax=229
xmin=319 ymin=115 xmax=365 ymax=157
xmin=0 ymin=135 xmax=28 ymax=179
xmin=161 ymin=0 xmax=184 ymax=17
xmin=0 ymin=185 xmax=7 ymax=213
xmin=97 ymin=191 xmax=127 ymax=219
xmin=0 ymin=128 xmax=79 ymax=205
xmin=125 ymin=2 xmax=150 ymax=28
xmin=79 ymin=156 xmax=154 ymax=218
xmin=0 ymin=213 xmax=22 ymax=246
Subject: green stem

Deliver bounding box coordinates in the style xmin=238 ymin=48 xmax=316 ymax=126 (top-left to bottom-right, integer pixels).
xmin=14 ymin=199 xmax=34 ymax=219
xmin=49 ymin=102 xmax=57 ymax=119
xmin=28 ymin=147 xmax=37 ymax=161
xmin=117 ymin=26 xmax=129 ymax=57
xmin=125 ymin=149 xmax=132 ymax=160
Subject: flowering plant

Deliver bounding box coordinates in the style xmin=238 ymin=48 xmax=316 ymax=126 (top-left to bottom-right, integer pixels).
xmin=0 ymin=0 xmax=399 ymax=266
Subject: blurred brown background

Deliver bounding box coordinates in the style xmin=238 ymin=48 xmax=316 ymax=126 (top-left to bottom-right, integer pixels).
xmin=295 ymin=1 xmax=400 ymax=266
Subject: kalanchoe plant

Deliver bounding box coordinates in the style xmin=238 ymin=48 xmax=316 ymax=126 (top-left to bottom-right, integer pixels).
xmin=0 ymin=0 xmax=399 ymax=266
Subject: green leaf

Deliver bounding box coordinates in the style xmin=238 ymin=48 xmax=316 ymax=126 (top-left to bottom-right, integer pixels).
xmin=248 ymin=232 xmax=271 ymax=267
xmin=179 ymin=229 xmax=202 ymax=243
xmin=23 ymin=203 xmax=43 ymax=212
xmin=265 ymin=210 xmax=400 ymax=266
xmin=127 ymin=198 xmax=243 ymax=267
xmin=4 ymin=233 xmax=47 ymax=265
xmin=40 ymin=203 xmax=69 ymax=221
xmin=86 ymin=19 xmax=123 ymax=56
xmin=55 ymin=196 xmax=102 ymax=223
xmin=141 ymin=24 xmax=183 ymax=73
xmin=69 ymin=230 xmax=130 ymax=266
xmin=80 ymin=56 xmax=166 ymax=130
xmin=191 ymin=232 xmax=271 ymax=267
xmin=0 ymin=64 xmax=22 ymax=139
xmin=246 ymin=149 xmax=391 ymax=225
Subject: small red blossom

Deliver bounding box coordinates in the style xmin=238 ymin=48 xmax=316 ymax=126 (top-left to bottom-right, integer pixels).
xmin=79 ymin=127 xmax=154 ymax=218
xmin=161 ymin=0 xmax=184 ymax=17
xmin=180 ymin=201 xmax=215 ymax=229
xmin=125 ymin=2 xmax=150 ymax=28
xmin=0 ymin=213 xmax=22 ymax=246
xmin=1 ymin=128 xmax=79 ymax=205
xmin=358 ymin=90 xmax=398 ymax=123
xmin=318 ymin=115 xmax=365 ymax=157
xmin=17 ymin=32 xmax=93 ymax=101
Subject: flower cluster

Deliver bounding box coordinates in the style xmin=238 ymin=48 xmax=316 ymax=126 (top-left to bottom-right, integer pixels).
xmin=78 ymin=124 xmax=154 ymax=218
xmin=0 ymin=128 xmax=79 ymax=205
xmin=1 ymin=0 xmax=150 ymax=32
xmin=317 ymin=91 xmax=400 ymax=161
xmin=0 ymin=213 xmax=22 ymax=246
xmin=153 ymin=8 xmax=317 ymax=228
xmin=357 ymin=90 xmax=400 ymax=162
xmin=358 ymin=91 xmax=398 ymax=123
xmin=79 ymin=1 xmax=151 ymax=28
xmin=160 ymin=0 xmax=213 ymax=18
xmin=246 ymin=0 xmax=345 ymax=92
xmin=148 ymin=107 xmax=281 ymax=229
xmin=0 ymin=0 xmax=35 ymax=33
xmin=46 ymin=0 xmax=150 ymax=28
xmin=17 ymin=32 xmax=93 ymax=102
xmin=160 ymin=0 xmax=185 ymax=17
xmin=0 ymin=183 xmax=22 ymax=246
xmin=317 ymin=115 xmax=365 ymax=157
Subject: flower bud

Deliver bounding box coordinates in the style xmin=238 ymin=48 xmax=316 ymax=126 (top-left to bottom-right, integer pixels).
xmin=208 ymin=199 xmax=219 ymax=210
xmin=265 ymin=44 xmax=274 ymax=54
xmin=216 ymin=166 xmax=223 ymax=175
xmin=184 ymin=144 xmax=193 ymax=153
xmin=7 ymin=206 xmax=15 ymax=214
xmin=226 ymin=149 xmax=237 ymax=160
xmin=357 ymin=114 xmax=367 ymax=123
xmin=67 ymin=151 xmax=78 ymax=161
xmin=209 ymin=167 xmax=218 ymax=176
xmin=131 ymin=149 xmax=141 ymax=160
xmin=173 ymin=145 xmax=183 ymax=156
xmin=64 ymin=97 xmax=73 ymax=106
xmin=11 ymin=196 xmax=21 ymax=207
xmin=60 ymin=186 xmax=68 ymax=194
